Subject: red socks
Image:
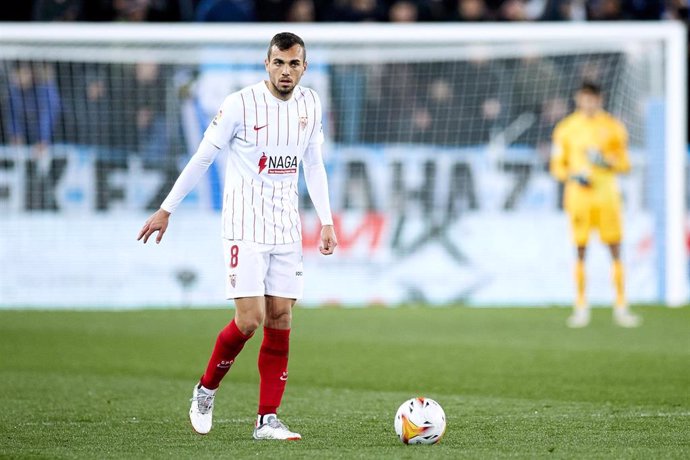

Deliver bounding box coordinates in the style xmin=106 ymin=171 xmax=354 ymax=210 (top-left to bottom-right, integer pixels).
xmin=199 ymin=322 xmax=291 ymax=415
xmin=200 ymin=320 xmax=252 ymax=390
xmin=258 ymin=327 xmax=290 ymax=415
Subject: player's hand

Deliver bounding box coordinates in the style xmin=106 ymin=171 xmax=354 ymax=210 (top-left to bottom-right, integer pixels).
xmin=569 ymin=173 xmax=591 ymax=187
xmin=319 ymin=224 xmax=337 ymax=255
xmin=137 ymin=208 xmax=171 ymax=244
xmin=588 ymin=148 xmax=612 ymax=169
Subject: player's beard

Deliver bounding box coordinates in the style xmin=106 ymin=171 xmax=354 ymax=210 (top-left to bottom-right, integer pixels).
xmin=274 ymin=81 xmax=294 ymax=96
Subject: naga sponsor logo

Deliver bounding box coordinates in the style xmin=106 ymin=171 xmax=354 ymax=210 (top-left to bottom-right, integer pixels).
xmin=258 ymin=153 xmax=298 ymax=174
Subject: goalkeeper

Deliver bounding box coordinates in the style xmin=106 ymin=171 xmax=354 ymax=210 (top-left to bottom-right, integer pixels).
xmin=550 ymin=81 xmax=641 ymax=328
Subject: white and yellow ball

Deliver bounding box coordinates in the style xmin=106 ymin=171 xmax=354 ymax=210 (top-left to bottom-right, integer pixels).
xmin=394 ymin=397 xmax=446 ymax=445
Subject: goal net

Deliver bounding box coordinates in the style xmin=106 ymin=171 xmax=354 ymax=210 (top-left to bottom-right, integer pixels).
xmin=0 ymin=23 xmax=685 ymax=308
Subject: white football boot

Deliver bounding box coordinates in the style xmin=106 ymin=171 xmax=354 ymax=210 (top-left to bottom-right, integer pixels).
xmin=189 ymin=384 xmax=216 ymax=435
xmin=613 ymin=307 xmax=642 ymax=328
xmin=566 ymin=307 xmax=591 ymax=328
xmin=253 ymin=414 xmax=302 ymax=440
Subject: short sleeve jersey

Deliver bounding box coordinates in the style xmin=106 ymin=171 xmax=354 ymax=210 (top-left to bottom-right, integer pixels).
xmin=204 ymin=81 xmax=324 ymax=244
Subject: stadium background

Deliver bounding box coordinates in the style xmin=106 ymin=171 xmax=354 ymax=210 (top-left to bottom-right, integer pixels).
xmin=1 ymin=3 xmax=689 ymax=459
xmin=0 ymin=2 xmax=688 ymax=309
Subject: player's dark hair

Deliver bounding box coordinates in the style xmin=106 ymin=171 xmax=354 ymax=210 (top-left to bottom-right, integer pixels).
xmin=579 ymin=80 xmax=602 ymax=95
xmin=268 ymin=32 xmax=306 ymax=61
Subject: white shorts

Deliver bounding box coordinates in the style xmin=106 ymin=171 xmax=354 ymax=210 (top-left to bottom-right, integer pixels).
xmin=223 ymin=239 xmax=304 ymax=300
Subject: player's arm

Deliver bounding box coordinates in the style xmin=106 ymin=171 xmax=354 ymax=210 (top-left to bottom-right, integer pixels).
xmin=549 ymin=124 xmax=570 ymax=182
xmin=137 ymin=95 xmax=238 ymax=244
xmin=137 ymin=138 xmax=221 ymax=244
xmin=303 ymin=92 xmax=336 ymax=255
xmin=607 ymin=119 xmax=631 ymax=174
xmin=589 ymin=118 xmax=630 ymax=173
xmin=303 ymin=142 xmax=337 ymax=255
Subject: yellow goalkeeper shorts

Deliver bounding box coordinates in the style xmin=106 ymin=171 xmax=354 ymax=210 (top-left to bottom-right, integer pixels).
xmin=568 ymin=200 xmax=622 ymax=246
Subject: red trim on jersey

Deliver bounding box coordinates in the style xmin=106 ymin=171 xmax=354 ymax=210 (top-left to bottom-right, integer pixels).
xmin=231 ymin=189 xmax=236 ymax=239
xmin=279 ymin=181 xmax=286 ymax=244
xmin=251 ymin=179 xmax=256 ymax=242
xmin=271 ymin=185 xmax=277 ymax=244
xmin=289 ymin=181 xmax=298 ymax=243
xmin=240 ymin=177 xmax=245 ymax=240
xmin=276 ymin=103 xmax=280 ymax=146
xmin=285 ymin=101 xmax=290 ymax=146
xmin=241 ymin=93 xmax=247 ymax=140
xmin=308 ymin=89 xmax=317 ymax=141
xmin=223 ymin=192 xmax=228 ymax=236
xmin=261 ymin=182 xmax=266 ymax=244
xmin=296 ymin=97 xmax=301 ymax=146
xmin=252 ymin=89 xmax=259 ymax=146
xmin=263 ymin=94 xmax=269 ymax=145
xmin=299 ymin=88 xmax=309 ymax=146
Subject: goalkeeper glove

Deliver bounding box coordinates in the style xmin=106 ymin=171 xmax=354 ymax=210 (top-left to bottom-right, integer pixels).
xmin=588 ymin=148 xmax=612 ymax=169
xmin=570 ymin=173 xmax=591 ymax=187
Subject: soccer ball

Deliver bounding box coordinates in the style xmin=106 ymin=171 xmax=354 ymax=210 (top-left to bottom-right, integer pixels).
xmin=394 ymin=397 xmax=446 ymax=445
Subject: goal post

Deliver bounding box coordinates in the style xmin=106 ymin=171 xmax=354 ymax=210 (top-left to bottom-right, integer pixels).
xmin=0 ymin=22 xmax=685 ymax=308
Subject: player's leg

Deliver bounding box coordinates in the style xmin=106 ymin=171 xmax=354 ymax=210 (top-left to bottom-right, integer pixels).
xmin=608 ymin=243 xmax=626 ymax=308
xmin=567 ymin=208 xmax=591 ymax=327
xmin=568 ymin=245 xmax=591 ymax=328
xmin=599 ymin=203 xmax=640 ymax=327
xmin=189 ymin=240 xmax=269 ymax=434
xmin=253 ymin=241 xmax=303 ymax=440
xmin=190 ymin=297 xmax=263 ymax=434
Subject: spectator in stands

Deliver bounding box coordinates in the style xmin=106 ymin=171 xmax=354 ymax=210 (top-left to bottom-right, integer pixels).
xmin=388 ymin=0 xmax=423 ymax=21
xmin=325 ymin=0 xmax=387 ymax=21
xmin=6 ymin=63 xmax=61 ymax=151
xmin=453 ymin=56 xmax=504 ymax=145
xmin=133 ymin=63 xmax=171 ymax=168
xmin=112 ymin=0 xmax=151 ymax=21
xmin=286 ymin=0 xmax=317 ymax=21
xmin=508 ymin=55 xmax=564 ymax=147
xmin=664 ymin=0 xmax=689 ymax=19
xmin=448 ymin=0 xmax=489 ymax=20
xmin=63 ymin=65 xmax=115 ymax=148
xmin=587 ymin=0 xmax=625 ymax=20
xmin=5 ymin=62 xmax=65 ymax=210
xmin=412 ymin=75 xmax=462 ymax=144
xmin=497 ymin=0 xmax=529 ymax=20
xmin=361 ymin=62 xmax=418 ymax=142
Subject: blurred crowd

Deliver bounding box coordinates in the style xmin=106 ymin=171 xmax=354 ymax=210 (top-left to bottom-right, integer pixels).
xmin=0 ymin=0 xmax=687 ymax=211
xmin=0 ymin=0 xmax=687 ymax=23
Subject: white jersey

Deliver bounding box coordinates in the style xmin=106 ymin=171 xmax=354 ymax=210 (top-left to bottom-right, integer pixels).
xmin=204 ymin=81 xmax=325 ymax=244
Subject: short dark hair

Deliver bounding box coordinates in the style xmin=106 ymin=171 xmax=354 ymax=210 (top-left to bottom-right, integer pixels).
xmin=267 ymin=32 xmax=306 ymax=61
xmin=579 ymin=80 xmax=602 ymax=95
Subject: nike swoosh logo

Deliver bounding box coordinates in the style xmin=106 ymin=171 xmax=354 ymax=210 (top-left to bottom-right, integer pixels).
xmin=253 ymin=124 xmax=268 ymax=131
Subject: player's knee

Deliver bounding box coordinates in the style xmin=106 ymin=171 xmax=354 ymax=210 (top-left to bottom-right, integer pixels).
xmin=265 ymin=308 xmax=292 ymax=329
xmin=235 ymin=311 xmax=264 ymax=334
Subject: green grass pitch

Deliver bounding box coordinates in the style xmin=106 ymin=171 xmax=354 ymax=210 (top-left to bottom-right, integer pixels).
xmin=1 ymin=306 xmax=689 ymax=458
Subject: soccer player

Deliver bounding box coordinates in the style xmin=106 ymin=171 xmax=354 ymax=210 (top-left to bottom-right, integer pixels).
xmin=137 ymin=32 xmax=337 ymax=439
xmin=550 ymin=81 xmax=640 ymax=328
